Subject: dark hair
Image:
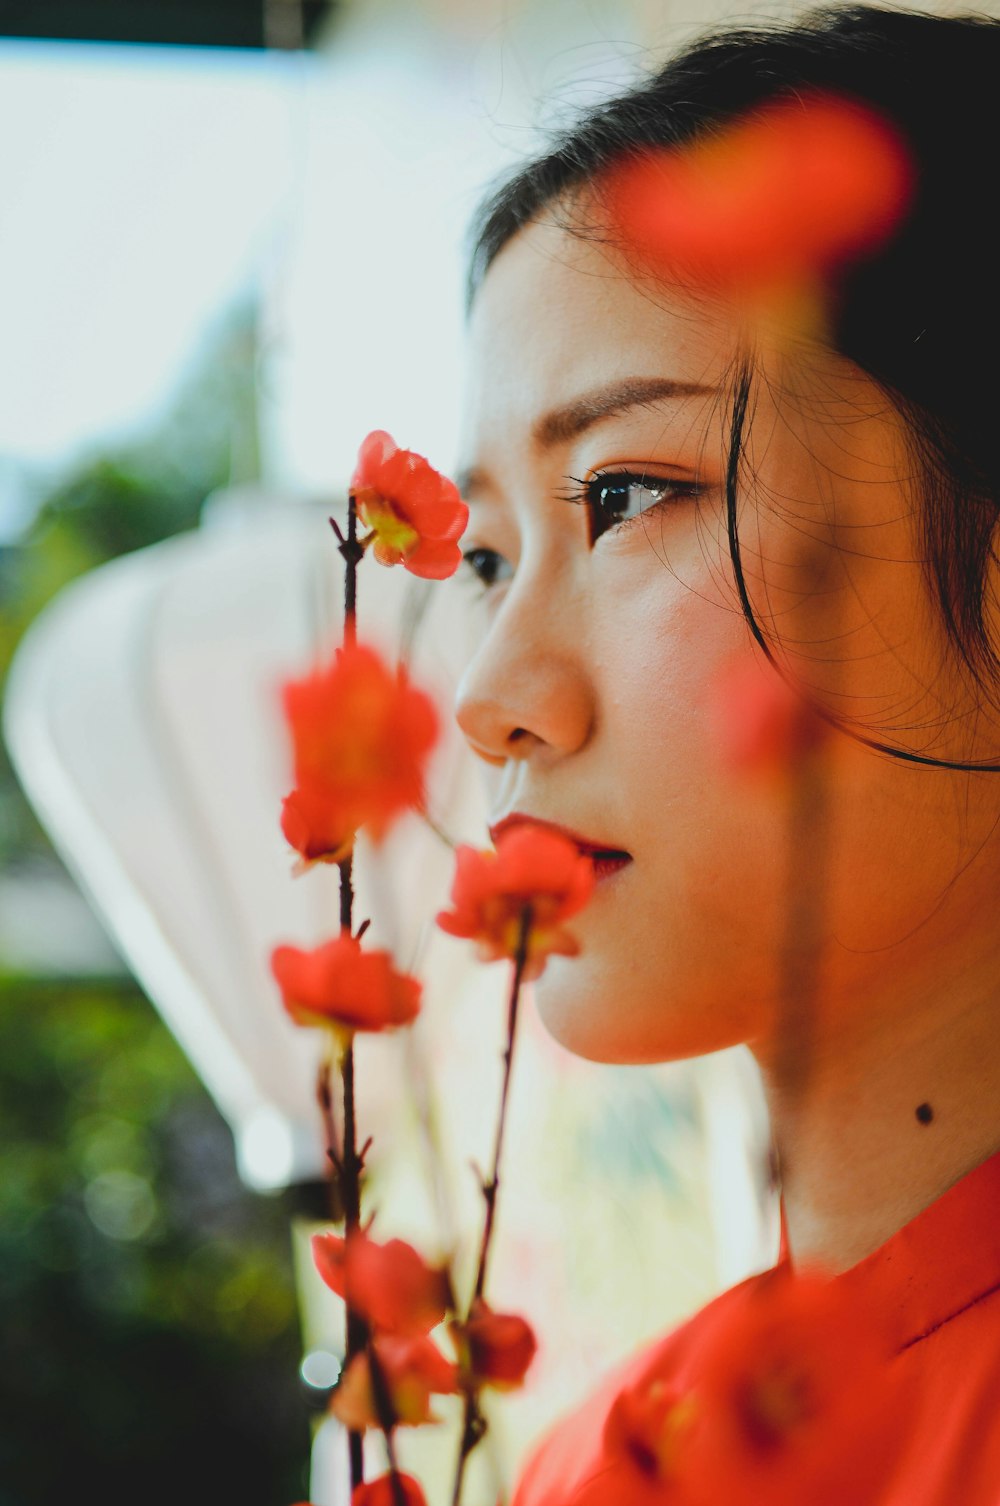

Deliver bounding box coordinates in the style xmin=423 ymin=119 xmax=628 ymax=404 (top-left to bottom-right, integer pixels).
xmin=468 ymin=5 xmax=1000 ymax=770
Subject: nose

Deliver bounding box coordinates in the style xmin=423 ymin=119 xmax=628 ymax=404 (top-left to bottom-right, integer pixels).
xmin=454 ymin=565 xmax=595 ymax=767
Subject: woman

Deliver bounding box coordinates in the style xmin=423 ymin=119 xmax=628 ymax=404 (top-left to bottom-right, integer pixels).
xmin=452 ymin=7 xmax=1000 ymax=1502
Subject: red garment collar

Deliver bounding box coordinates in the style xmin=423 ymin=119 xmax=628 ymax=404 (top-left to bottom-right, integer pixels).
xmin=777 ymin=1146 xmax=1000 ymax=1353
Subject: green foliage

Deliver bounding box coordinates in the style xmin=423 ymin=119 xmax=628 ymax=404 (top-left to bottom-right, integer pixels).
xmin=0 ymin=301 xmax=313 ymax=1501
xmin=0 ymin=977 xmax=310 ymax=1504
xmin=0 ymin=302 xmax=261 ymax=872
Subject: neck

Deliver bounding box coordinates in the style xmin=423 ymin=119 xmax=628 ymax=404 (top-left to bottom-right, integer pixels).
xmin=754 ymin=965 xmax=1000 ymax=1276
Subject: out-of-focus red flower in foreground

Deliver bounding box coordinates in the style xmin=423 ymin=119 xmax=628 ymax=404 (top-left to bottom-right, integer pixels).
xmin=351 ymin=429 xmax=468 ymax=580
xmin=691 ymin=1266 xmax=903 ymax=1504
xmin=332 ymin=1336 xmax=460 ymax=1430
xmin=311 ymin=1230 xmax=449 ymax=1336
xmin=603 ymin=91 xmax=913 ymax=296
xmin=605 ymin=1378 xmax=701 ymax=1502
xmin=456 ymin=1298 xmax=538 ymax=1390
xmin=436 ymin=826 xmax=595 ymax=981
xmin=280 ymin=786 xmax=355 ymax=867
xmin=352 ymin=1474 xmax=427 ymax=1506
xmin=604 ymin=1267 xmax=905 ymax=1506
xmin=712 ymin=656 xmax=830 ymax=779
xmin=271 ymin=934 xmax=421 ymax=1035
xmin=280 ymin=643 xmax=439 ymax=864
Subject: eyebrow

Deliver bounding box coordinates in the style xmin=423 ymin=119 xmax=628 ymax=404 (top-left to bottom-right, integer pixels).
xmin=532 ymin=375 xmax=717 ymax=450
xmin=457 ymin=375 xmax=716 ymax=497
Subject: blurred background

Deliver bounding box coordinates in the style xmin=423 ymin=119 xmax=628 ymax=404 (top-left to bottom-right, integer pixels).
xmin=4 ymin=0 xmax=964 ymax=1501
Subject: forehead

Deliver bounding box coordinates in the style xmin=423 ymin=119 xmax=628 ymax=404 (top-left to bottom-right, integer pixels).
xmin=462 ymin=217 xmax=734 ymax=454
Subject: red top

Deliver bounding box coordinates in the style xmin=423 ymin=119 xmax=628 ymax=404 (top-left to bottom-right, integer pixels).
xmin=512 ymin=1148 xmax=1000 ymax=1505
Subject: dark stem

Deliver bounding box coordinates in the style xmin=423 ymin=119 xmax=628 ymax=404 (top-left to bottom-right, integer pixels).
xmin=451 ymin=906 xmax=533 ymax=1506
xmin=336 ymin=489 xmax=365 ymax=1488
xmin=474 ymin=904 xmax=532 ymax=1302
xmin=339 ymin=494 xmax=362 ymax=649
xmin=367 ymin=1345 xmax=408 ymax=1506
xmin=450 ymin=1395 xmax=487 ymax=1506
xmin=316 ymin=1060 xmax=344 ymax=1222
xmin=338 ymin=853 xmax=367 ymax=1491
xmin=342 ymin=1036 xmax=361 ymax=1231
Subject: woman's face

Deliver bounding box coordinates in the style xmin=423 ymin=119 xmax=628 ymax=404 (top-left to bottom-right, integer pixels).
xmin=453 ymin=215 xmax=1000 ymax=1067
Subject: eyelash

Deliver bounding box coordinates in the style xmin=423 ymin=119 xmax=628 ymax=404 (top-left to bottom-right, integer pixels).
xmin=557 ymin=469 xmax=703 ymax=545
xmin=460 ymin=469 xmax=703 ymax=591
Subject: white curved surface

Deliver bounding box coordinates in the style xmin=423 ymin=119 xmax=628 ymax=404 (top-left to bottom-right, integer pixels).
xmin=3 ymin=495 xmax=482 ymax=1188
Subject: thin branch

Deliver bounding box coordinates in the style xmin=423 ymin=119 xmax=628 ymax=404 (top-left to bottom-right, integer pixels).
xmin=451 ymin=905 xmax=533 ymax=1506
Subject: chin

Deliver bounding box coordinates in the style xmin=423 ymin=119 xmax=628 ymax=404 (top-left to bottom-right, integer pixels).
xmin=533 ymin=961 xmax=740 ymax=1066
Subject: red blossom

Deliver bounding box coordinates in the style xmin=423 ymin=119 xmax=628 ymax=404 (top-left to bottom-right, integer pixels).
xmin=351 ymin=429 xmax=468 ymax=580
xmin=280 ymin=643 xmax=439 ymax=862
xmin=689 ymin=1267 xmax=904 ymax=1505
xmin=280 ymin=786 xmax=354 ymax=867
xmin=332 ymin=1336 xmax=460 ymax=1430
xmin=712 ymin=656 xmax=829 ymax=779
xmin=311 ymin=1230 xmax=449 ymax=1336
xmin=455 ymin=1299 xmax=537 ymax=1389
xmin=603 ymin=91 xmax=913 ymax=296
xmin=352 ymin=1475 xmax=427 ymax=1506
xmin=602 ymin=1270 xmax=905 ymax=1506
xmin=604 ymin=1377 xmax=702 ymax=1501
xmin=436 ymin=826 xmax=595 ymax=981
xmin=271 ymin=934 xmax=421 ymax=1034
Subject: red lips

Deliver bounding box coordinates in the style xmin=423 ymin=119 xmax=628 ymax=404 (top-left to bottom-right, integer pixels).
xmin=489 ymin=814 xmax=632 ymax=879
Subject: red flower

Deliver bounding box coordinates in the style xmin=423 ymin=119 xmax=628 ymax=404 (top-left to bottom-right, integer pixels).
xmin=604 ymin=1377 xmax=702 ymax=1502
xmin=602 ymin=1269 xmax=906 ymax=1506
xmin=436 ymin=826 xmax=595 ymax=981
xmin=688 ymin=1267 xmax=904 ymax=1505
xmin=311 ymin=1230 xmax=450 ymax=1336
xmin=280 ymin=643 xmax=439 ymax=862
xmin=280 ymin=786 xmax=354 ymax=866
xmin=271 ymin=934 xmax=421 ymax=1034
xmin=352 ymin=1475 xmax=427 ymax=1506
xmin=603 ymin=92 xmax=913 ymax=296
xmin=332 ymin=1336 xmax=460 ymax=1430
xmin=712 ymin=656 xmax=829 ymax=779
xmin=351 ymin=430 xmax=468 ymax=580
xmin=455 ymin=1299 xmax=537 ymax=1390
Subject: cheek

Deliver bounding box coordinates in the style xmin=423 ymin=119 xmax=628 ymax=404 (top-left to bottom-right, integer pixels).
xmin=534 ymin=563 xmax=790 ymax=1064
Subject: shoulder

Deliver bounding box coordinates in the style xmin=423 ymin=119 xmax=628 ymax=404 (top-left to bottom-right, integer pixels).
xmin=512 ymin=1271 xmax=767 ymax=1506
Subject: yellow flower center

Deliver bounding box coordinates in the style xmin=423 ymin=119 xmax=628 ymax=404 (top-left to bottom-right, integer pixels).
xmin=357 ymin=491 xmax=420 ymax=560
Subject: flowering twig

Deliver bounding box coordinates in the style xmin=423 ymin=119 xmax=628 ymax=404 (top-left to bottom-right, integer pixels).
xmin=451 ymin=904 xmax=533 ymax=1506
xmin=274 ymin=433 xmax=469 ymax=1506
xmin=337 ymin=492 xmax=365 ymax=1490
xmin=367 ymin=1345 xmax=409 ymax=1506
xmin=474 ymin=904 xmax=532 ymax=1302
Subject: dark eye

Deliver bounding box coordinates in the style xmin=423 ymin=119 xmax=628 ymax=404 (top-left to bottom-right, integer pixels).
xmin=461 ymin=547 xmax=513 ymax=590
xmin=585 ymin=472 xmax=701 ymax=545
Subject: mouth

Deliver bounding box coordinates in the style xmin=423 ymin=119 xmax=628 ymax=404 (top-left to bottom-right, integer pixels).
xmin=488 ymin=813 xmax=633 ymax=882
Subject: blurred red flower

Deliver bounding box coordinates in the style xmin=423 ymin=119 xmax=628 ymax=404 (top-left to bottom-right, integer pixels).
xmin=456 ymin=1299 xmax=537 ymax=1390
xmin=271 ymin=934 xmax=421 ymax=1035
xmin=311 ymin=1230 xmax=450 ymax=1336
xmin=332 ymin=1336 xmax=460 ymax=1430
xmin=712 ymin=656 xmax=829 ymax=779
xmin=692 ymin=1267 xmax=902 ymax=1505
xmin=352 ymin=1475 xmax=427 ymax=1506
xmin=603 ymin=91 xmax=913 ymax=295
xmin=352 ymin=429 xmax=468 ymax=580
xmin=604 ymin=1268 xmax=903 ymax=1505
xmin=280 ymin=643 xmax=439 ymax=863
xmin=280 ymin=786 xmax=355 ymax=867
xmin=604 ymin=1377 xmax=701 ymax=1502
xmin=436 ymin=826 xmax=595 ymax=981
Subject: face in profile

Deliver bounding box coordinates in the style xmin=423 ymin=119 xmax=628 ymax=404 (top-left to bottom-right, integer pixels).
xmin=453 ymin=215 xmax=1000 ymax=1069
